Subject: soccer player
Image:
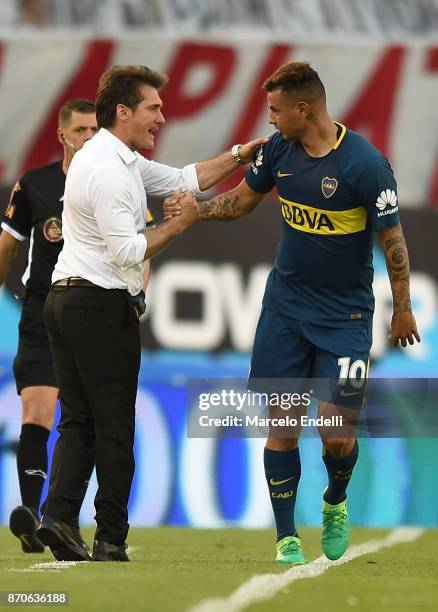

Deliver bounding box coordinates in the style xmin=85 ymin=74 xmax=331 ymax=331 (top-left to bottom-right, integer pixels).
xmin=164 ymin=61 xmax=420 ymax=564
xmin=0 ymin=99 xmax=98 ymax=553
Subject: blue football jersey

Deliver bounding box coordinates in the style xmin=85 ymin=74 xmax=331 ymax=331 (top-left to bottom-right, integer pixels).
xmin=245 ymin=122 xmax=400 ymax=327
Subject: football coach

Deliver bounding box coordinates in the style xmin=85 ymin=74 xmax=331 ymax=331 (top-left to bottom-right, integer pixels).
xmin=37 ymin=64 xmax=266 ymax=562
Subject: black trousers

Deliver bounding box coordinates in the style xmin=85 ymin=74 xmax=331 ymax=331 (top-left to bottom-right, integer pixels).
xmin=43 ymin=285 xmax=141 ymax=544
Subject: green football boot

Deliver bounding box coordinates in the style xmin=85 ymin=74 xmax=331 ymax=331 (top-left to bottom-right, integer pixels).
xmin=321 ymin=496 xmax=350 ymax=560
xmin=275 ymin=535 xmax=306 ymax=565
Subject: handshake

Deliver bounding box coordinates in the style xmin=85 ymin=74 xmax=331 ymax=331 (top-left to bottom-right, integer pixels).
xmin=163 ymin=188 xmax=198 ymax=228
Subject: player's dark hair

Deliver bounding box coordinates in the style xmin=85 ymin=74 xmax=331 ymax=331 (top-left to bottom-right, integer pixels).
xmin=263 ymin=61 xmax=325 ymax=102
xmin=95 ymin=65 xmax=168 ymax=128
xmin=58 ymin=99 xmax=95 ymax=126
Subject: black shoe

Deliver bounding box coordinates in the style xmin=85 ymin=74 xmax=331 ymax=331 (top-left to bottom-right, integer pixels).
xmin=37 ymin=515 xmax=92 ymax=561
xmin=92 ymin=540 xmax=129 ymax=562
xmin=70 ymin=526 xmax=89 ymax=552
xmin=9 ymin=506 xmax=45 ymax=553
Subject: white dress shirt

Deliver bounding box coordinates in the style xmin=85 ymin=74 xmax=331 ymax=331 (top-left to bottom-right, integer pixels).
xmin=53 ymin=128 xmax=200 ymax=296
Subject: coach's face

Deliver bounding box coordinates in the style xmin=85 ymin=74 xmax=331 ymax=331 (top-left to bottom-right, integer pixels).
xmin=126 ymin=84 xmax=165 ymax=150
xmin=267 ymin=89 xmax=309 ymax=140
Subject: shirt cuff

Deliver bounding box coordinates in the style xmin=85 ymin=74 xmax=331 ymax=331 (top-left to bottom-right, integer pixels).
xmin=1 ymin=222 xmax=27 ymax=241
xmin=121 ymin=233 xmax=147 ymax=271
xmin=182 ymin=163 xmax=201 ymax=194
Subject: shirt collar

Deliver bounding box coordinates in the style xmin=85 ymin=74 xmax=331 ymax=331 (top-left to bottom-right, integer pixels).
xmin=98 ymin=128 xmax=138 ymax=165
xmin=332 ymin=121 xmax=347 ymax=150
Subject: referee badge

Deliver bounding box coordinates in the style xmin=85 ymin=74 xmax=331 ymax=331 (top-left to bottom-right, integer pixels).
xmin=321 ymin=177 xmax=338 ymax=198
xmin=43 ymin=217 xmax=63 ymax=242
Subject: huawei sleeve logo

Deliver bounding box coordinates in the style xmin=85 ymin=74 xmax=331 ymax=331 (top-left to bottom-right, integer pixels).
xmin=251 ymin=146 xmax=264 ymax=175
xmin=375 ymin=189 xmax=399 ymax=218
xmin=375 ymin=189 xmax=397 ymax=210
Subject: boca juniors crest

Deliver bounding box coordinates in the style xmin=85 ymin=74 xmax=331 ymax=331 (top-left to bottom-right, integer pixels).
xmin=321 ymin=177 xmax=338 ymax=198
xmin=43 ymin=217 xmax=63 ymax=242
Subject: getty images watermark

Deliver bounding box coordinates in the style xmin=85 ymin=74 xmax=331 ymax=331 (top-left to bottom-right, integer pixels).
xmin=197 ymin=389 xmax=342 ymax=429
xmin=188 ymin=380 xmax=353 ymax=438
xmin=187 ymin=378 xmax=438 ymax=438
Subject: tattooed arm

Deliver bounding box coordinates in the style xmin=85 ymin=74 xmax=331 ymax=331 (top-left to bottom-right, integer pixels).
xmin=378 ymin=223 xmax=420 ymax=347
xmin=164 ymin=180 xmax=265 ymax=222
xmin=198 ymin=180 xmax=265 ymax=221
xmin=197 ymin=191 xmax=243 ymax=221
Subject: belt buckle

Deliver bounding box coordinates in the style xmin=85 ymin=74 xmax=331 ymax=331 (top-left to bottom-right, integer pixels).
xmin=52 ymin=279 xmax=68 ymax=291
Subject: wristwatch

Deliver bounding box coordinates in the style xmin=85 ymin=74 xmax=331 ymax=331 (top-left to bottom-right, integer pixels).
xmin=231 ymin=144 xmax=243 ymax=165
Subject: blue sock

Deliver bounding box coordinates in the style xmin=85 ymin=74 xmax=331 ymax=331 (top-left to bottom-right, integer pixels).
xmin=322 ymin=439 xmax=358 ymax=505
xmin=264 ymin=447 xmax=301 ymax=542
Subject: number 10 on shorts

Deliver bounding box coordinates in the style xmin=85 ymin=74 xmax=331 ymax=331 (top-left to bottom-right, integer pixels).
xmin=338 ymin=357 xmax=368 ymax=388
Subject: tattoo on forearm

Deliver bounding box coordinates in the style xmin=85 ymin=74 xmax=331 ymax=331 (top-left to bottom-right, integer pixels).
xmin=383 ymin=234 xmax=411 ymax=313
xmin=198 ymin=194 xmax=240 ymax=221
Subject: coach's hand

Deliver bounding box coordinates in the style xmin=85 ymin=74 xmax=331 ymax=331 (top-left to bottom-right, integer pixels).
xmin=163 ymin=188 xmax=186 ymax=220
xmin=237 ymin=136 xmax=270 ymax=164
xmin=173 ymin=191 xmax=198 ymax=229
xmin=390 ymin=310 xmax=421 ymax=347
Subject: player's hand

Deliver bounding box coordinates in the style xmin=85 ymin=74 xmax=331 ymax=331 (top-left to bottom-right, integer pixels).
xmin=390 ymin=310 xmax=421 ymax=347
xmin=238 ymin=136 xmax=270 ymax=164
xmin=163 ymin=188 xmax=186 ymax=220
xmin=174 ymin=191 xmax=199 ymax=229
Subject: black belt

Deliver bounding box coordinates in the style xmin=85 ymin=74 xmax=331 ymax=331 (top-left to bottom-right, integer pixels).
xmin=52 ymin=278 xmax=146 ymax=318
xmin=52 ymin=278 xmax=99 ymax=290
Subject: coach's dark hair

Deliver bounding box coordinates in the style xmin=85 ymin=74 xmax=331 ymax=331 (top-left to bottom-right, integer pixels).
xmin=58 ymin=99 xmax=95 ymax=126
xmin=95 ymin=65 xmax=168 ymax=128
xmin=263 ymin=61 xmax=325 ymax=102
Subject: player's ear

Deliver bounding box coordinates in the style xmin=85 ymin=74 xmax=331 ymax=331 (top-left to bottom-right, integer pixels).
xmin=297 ymin=101 xmax=310 ymax=118
xmin=57 ymin=127 xmax=65 ymax=146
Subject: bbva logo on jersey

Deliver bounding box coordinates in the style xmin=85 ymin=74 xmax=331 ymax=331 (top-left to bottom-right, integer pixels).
xmin=281 ymin=202 xmax=335 ymax=233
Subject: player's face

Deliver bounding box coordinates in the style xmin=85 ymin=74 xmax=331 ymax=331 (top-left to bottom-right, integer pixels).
xmin=61 ymin=111 xmax=98 ymax=151
xmin=267 ymin=90 xmax=306 ymax=140
xmin=127 ymin=84 xmax=165 ymax=150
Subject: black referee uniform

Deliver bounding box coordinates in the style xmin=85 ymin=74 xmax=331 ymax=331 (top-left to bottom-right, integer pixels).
xmin=2 ymin=164 xmax=154 ymax=547
xmin=2 ymin=162 xmax=65 ymax=392
xmin=2 ymin=166 xmax=155 ymax=391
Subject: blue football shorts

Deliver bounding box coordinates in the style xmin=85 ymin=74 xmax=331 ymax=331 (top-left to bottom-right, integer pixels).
xmin=248 ymin=306 xmax=372 ymax=408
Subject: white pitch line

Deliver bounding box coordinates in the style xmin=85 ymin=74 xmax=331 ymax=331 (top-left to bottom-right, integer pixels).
xmin=7 ymin=560 xmax=85 ymax=573
xmin=127 ymin=546 xmax=141 ymax=553
xmin=7 ymin=548 xmax=142 ymax=573
xmin=30 ymin=561 xmax=83 ymax=569
xmin=189 ymin=527 xmax=424 ymax=612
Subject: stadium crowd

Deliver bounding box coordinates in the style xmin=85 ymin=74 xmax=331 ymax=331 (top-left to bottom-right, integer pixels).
xmin=1 ymin=0 xmax=437 ymax=36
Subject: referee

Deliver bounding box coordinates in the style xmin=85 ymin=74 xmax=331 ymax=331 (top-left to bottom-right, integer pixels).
xmin=36 ymin=64 xmax=266 ymax=562
xmin=0 ymin=100 xmax=97 ymax=553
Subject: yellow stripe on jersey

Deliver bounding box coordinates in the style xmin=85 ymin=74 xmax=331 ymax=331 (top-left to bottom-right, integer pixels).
xmin=332 ymin=121 xmax=347 ymax=150
xmin=279 ymin=197 xmax=367 ymax=235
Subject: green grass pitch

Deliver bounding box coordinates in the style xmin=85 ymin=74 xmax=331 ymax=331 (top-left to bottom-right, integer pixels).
xmin=0 ymin=527 xmax=437 ymax=611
